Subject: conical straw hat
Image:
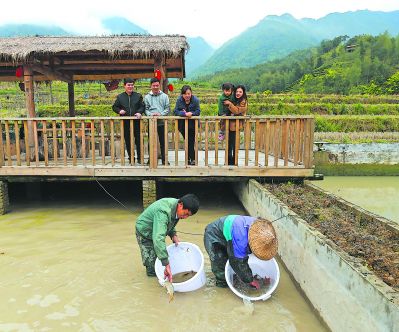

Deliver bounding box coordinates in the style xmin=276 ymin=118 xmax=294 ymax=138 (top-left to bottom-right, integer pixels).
xmin=248 ymin=219 xmax=278 ymax=260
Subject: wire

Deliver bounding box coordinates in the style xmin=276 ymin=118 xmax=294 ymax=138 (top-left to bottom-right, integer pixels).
xmin=92 ymin=174 xmax=288 ymax=236
xmin=92 ymin=175 xmax=136 ymax=213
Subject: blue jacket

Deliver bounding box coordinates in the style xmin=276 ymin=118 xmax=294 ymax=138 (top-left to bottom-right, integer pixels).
xmin=173 ymin=95 xmax=201 ymax=116
xmin=174 ymin=95 xmax=201 ymax=131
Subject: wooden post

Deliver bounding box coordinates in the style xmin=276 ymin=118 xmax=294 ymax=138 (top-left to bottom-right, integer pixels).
xmin=0 ymin=180 xmax=10 ymax=215
xmin=68 ymin=82 xmax=75 ymax=117
xmin=24 ymin=66 xmax=35 ymax=118
xmin=142 ymin=179 xmax=157 ymax=209
xmin=154 ymin=53 xmax=167 ymax=92
xmin=24 ymin=66 xmax=35 ymax=161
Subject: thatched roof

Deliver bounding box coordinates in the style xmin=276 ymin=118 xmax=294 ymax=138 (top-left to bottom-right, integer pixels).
xmin=0 ymin=35 xmax=189 ymax=62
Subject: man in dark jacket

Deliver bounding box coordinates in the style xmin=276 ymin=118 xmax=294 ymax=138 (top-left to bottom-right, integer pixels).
xmin=112 ymin=78 xmax=144 ymax=164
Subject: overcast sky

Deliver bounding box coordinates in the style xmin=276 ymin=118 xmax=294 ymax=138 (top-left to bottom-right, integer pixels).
xmin=0 ymin=0 xmax=398 ymax=46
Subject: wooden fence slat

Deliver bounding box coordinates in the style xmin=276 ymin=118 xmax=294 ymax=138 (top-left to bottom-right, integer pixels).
xmin=100 ymin=120 xmax=105 ymax=165
xmin=164 ymin=119 xmax=168 ymax=166
xmin=81 ymin=121 xmax=86 ymax=166
xmin=234 ymin=119 xmax=239 ymax=165
xmin=264 ymin=120 xmax=270 ymax=167
xmin=42 ymin=120 xmax=49 ymax=166
xmin=244 ymin=120 xmax=250 ymax=166
xmin=130 ymin=119 xmax=134 ymax=165
xmin=284 ymin=119 xmax=289 ymax=166
xmin=184 ymin=118 xmax=188 ymax=165
xmin=52 ymin=120 xmax=58 ymax=166
xmin=33 ymin=121 xmax=39 ymax=166
xmin=62 ymin=120 xmax=67 ymax=166
xmin=224 ymin=119 xmax=229 ymax=166
xmin=119 ymin=120 xmax=124 ymax=166
xmin=254 ymin=120 xmax=260 ymax=166
xmin=24 ymin=121 xmax=30 ymax=166
xmin=4 ymin=121 xmax=11 ymax=166
xmin=14 ymin=121 xmax=21 ymax=166
xmin=205 ymin=120 xmax=209 ymax=166
xmin=308 ymin=118 xmax=315 ymax=168
xmin=215 ymin=121 xmax=219 ymax=166
xmin=110 ymin=119 xmax=115 ymax=166
xmin=71 ymin=120 xmax=77 ymax=166
xmin=0 ymin=123 xmax=4 ymax=167
xmin=91 ymin=120 xmax=95 ymax=166
xmin=174 ymin=119 xmax=179 ymax=166
xmin=139 ymin=121 xmax=144 ymax=164
xmin=274 ymin=120 xmax=280 ymax=168
xmin=194 ymin=119 xmax=198 ymax=165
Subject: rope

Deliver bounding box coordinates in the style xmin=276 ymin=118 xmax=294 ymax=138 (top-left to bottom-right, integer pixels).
xmin=92 ymin=175 xmax=288 ymax=236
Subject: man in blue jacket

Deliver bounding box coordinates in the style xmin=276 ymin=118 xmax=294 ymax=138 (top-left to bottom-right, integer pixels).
xmin=204 ymin=216 xmax=278 ymax=288
xmin=144 ymin=78 xmax=170 ymax=165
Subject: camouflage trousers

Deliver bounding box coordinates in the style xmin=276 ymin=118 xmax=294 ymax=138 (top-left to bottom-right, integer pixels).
xmin=204 ymin=231 xmax=228 ymax=287
xmin=135 ymin=232 xmax=157 ymax=276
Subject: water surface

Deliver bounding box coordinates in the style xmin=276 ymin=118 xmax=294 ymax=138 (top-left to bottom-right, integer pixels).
xmin=312 ymin=176 xmax=399 ymax=223
xmin=0 ymin=182 xmax=326 ymax=331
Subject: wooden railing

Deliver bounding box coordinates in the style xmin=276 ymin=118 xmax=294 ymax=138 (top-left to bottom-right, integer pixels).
xmin=0 ymin=116 xmax=314 ymax=169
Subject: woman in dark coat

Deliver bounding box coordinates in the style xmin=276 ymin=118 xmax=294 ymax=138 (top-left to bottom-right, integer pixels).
xmin=174 ymin=85 xmax=201 ymax=165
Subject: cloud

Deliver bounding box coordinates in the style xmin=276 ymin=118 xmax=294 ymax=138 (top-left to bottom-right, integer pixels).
xmin=0 ymin=0 xmax=398 ymax=46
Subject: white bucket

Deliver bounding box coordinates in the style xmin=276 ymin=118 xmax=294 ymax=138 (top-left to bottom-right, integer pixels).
xmin=225 ymin=254 xmax=280 ymax=301
xmin=155 ymin=242 xmax=206 ymax=292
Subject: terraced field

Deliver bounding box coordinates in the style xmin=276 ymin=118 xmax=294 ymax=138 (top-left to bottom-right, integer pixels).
xmin=1 ymin=81 xmax=399 ymax=142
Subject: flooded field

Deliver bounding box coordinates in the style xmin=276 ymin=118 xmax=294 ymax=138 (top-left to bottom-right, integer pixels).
xmin=312 ymin=176 xmax=399 ymax=224
xmin=0 ymin=181 xmax=326 ymax=331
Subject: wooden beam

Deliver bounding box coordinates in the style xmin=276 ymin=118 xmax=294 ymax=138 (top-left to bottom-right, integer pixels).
xmin=0 ymin=167 xmax=314 ymax=178
xmin=0 ymin=70 xmax=184 ymax=82
xmin=30 ymin=64 xmax=72 ymax=83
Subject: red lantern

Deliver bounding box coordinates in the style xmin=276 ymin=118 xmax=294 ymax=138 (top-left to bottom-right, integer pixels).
xmin=154 ymin=69 xmax=161 ymax=80
xmin=168 ymin=84 xmax=174 ymax=92
xmin=15 ymin=66 xmax=23 ymax=78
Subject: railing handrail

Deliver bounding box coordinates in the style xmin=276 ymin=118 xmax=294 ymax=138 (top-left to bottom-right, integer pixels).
xmin=0 ymin=115 xmax=315 ymax=121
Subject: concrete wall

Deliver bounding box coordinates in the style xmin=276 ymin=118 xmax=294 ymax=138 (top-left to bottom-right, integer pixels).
xmin=234 ymin=179 xmax=399 ymax=332
xmin=315 ymin=143 xmax=399 ymax=164
xmin=0 ymin=180 xmax=10 ymax=215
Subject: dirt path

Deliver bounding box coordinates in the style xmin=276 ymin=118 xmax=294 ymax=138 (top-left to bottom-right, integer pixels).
xmin=265 ymin=183 xmax=399 ymax=289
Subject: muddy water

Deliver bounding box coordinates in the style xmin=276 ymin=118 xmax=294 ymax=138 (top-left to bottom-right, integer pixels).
xmin=0 ymin=182 xmax=326 ymax=331
xmin=312 ymin=176 xmax=399 ymax=224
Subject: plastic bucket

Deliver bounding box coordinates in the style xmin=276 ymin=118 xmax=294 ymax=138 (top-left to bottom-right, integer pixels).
xmin=155 ymin=242 xmax=206 ymax=292
xmin=225 ymin=254 xmax=280 ymax=301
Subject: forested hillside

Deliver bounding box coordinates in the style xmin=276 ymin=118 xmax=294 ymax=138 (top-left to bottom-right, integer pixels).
xmin=192 ymin=10 xmax=399 ymax=77
xmin=199 ymin=33 xmax=399 ymax=95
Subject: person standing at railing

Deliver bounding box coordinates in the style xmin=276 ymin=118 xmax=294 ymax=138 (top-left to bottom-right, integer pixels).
xmin=174 ymin=85 xmax=201 ymax=165
xmin=223 ymin=85 xmax=248 ymax=165
xmin=136 ymin=194 xmax=200 ymax=281
xmin=144 ymin=78 xmax=170 ymax=165
xmin=217 ymin=82 xmax=235 ymax=141
xmin=112 ymin=78 xmax=144 ymax=164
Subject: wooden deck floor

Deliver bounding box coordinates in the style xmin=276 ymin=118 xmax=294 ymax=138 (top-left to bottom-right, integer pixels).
xmin=0 ymin=149 xmax=313 ymax=178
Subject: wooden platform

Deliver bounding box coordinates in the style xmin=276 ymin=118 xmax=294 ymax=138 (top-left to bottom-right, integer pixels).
xmin=0 ymin=116 xmax=315 ymax=178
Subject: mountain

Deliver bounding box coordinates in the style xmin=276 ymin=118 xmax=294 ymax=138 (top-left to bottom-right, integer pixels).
xmin=193 ymin=10 xmax=399 ymax=77
xmin=201 ymin=32 xmax=399 ymax=95
xmin=0 ymin=24 xmax=69 ymax=37
xmin=101 ymin=17 xmax=148 ymax=34
xmin=185 ymin=37 xmax=214 ymax=77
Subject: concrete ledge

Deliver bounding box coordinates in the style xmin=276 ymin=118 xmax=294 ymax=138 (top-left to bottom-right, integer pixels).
xmin=234 ymin=179 xmax=398 ymax=332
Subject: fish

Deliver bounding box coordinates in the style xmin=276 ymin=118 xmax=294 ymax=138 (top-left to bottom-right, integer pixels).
xmin=163 ymin=281 xmax=174 ymax=303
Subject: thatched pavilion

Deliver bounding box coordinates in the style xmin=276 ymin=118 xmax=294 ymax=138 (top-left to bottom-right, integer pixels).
xmin=0 ymin=35 xmax=188 ymax=117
